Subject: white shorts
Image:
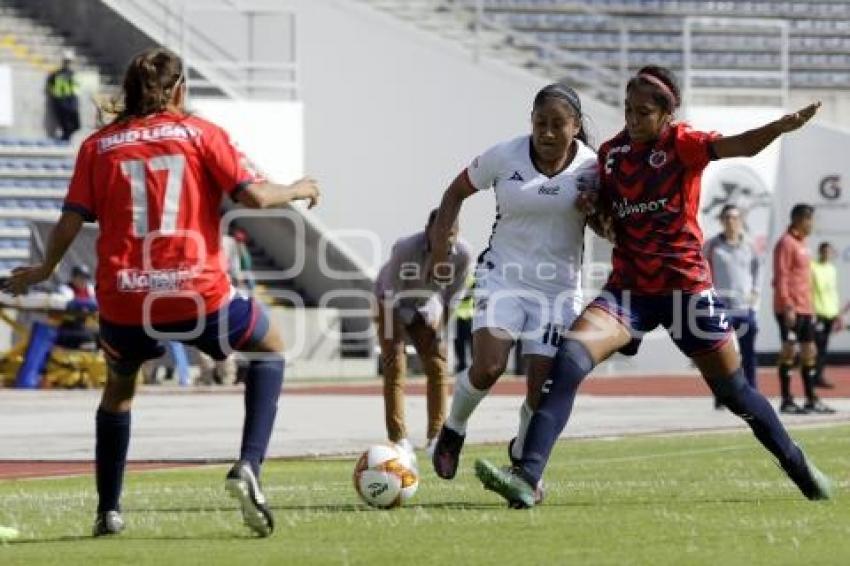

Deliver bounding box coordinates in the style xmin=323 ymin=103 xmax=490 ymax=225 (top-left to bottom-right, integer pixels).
xmin=471 ymin=274 xmax=581 ymax=357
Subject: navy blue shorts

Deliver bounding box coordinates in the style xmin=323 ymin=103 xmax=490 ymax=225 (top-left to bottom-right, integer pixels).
xmin=99 ymin=293 xmax=270 ymax=367
xmin=589 ymin=288 xmax=733 ymax=358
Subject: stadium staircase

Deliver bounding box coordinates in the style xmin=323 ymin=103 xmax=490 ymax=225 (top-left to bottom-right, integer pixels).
xmin=362 ymin=0 xmax=850 ymax=106
xmin=361 ymin=0 xmax=624 ymax=107
xmin=0 ymin=139 xmax=74 ymax=276
xmin=0 ymin=1 xmax=107 ymax=276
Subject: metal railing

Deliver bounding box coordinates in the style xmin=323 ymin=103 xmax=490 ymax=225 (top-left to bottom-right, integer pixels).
xmin=683 ymin=16 xmax=790 ymax=108
xmin=378 ymin=0 xmax=630 ymax=107
xmin=100 ymin=0 xmax=298 ymax=100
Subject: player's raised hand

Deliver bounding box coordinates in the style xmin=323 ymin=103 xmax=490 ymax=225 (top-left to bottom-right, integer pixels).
xmin=291 ymin=177 xmax=320 ymax=209
xmin=2 ymin=264 xmax=52 ymax=296
xmin=776 ymin=102 xmax=821 ymax=133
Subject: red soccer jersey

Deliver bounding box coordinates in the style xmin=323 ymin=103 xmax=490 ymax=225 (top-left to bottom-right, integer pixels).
xmin=597 ymin=123 xmax=719 ymax=294
xmin=63 ymin=111 xmax=260 ymax=324
xmin=772 ymin=230 xmax=813 ymax=315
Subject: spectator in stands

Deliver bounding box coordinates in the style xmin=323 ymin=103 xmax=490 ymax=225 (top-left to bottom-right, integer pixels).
xmin=54 ymin=264 xmax=97 ymax=349
xmin=46 ymin=50 xmax=81 ymax=141
xmin=375 ymin=209 xmax=472 ymax=456
xmin=453 ymin=272 xmax=474 ymax=373
xmin=772 ymin=204 xmax=833 ymax=414
xmin=704 ymin=204 xmax=761 ymax=407
xmin=811 ymin=241 xmax=843 ymax=388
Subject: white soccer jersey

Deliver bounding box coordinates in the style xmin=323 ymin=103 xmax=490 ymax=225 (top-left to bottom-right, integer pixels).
xmin=466 ymin=135 xmax=597 ymax=299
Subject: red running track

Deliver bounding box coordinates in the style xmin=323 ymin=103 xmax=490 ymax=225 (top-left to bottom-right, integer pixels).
xmin=2 ymin=368 xmax=847 ymax=480
xmin=288 ymin=367 xmax=850 ymax=398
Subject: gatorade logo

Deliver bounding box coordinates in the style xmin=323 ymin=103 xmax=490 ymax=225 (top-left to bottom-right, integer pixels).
xmin=819 ymin=175 xmax=841 ymax=200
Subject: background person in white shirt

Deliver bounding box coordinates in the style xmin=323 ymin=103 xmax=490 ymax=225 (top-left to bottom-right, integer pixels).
xmin=704 ymin=203 xmax=761 ymax=407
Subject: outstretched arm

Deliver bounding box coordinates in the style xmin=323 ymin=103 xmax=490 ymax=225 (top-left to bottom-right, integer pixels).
xmin=711 ymin=102 xmax=821 ymax=159
xmin=430 ymin=172 xmax=476 ymax=268
xmin=3 ymin=210 xmax=84 ymax=295
xmin=235 ymin=177 xmax=320 ymax=209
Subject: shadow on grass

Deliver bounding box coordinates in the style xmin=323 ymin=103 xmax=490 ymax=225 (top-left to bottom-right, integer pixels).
xmin=8 ymin=532 xmax=249 ymax=545
xmin=128 ymin=500 xmax=505 ymax=514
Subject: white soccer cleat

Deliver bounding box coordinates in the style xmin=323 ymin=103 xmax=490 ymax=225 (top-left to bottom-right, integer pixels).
xmin=226 ymin=461 xmax=274 ymax=537
xmin=92 ymin=510 xmax=125 ymax=537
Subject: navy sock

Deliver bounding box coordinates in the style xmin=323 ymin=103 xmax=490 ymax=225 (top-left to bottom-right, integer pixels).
xmin=95 ymin=408 xmax=131 ymax=513
xmin=519 ymin=339 xmax=594 ymax=486
xmin=707 ymin=369 xmax=802 ymax=469
xmin=240 ymin=355 xmax=285 ymax=476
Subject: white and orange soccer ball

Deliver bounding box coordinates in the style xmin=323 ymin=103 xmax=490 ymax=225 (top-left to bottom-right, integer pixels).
xmin=353 ymin=444 xmax=419 ymax=509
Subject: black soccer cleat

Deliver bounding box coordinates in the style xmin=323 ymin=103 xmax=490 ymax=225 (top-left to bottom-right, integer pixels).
xmin=92 ymin=510 xmax=125 ymax=537
xmin=431 ymin=425 xmax=465 ymax=480
xmin=779 ymin=399 xmax=808 ymax=415
xmin=803 ymin=399 xmax=836 ymax=414
xmin=226 ymin=461 xmax=274 ymax=537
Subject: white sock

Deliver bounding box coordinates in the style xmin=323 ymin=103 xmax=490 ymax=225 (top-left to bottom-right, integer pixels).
xmin=445 ymin=369 xmax=489 ymax=435
xmin=511 ymin=401 xmax=533 ymax=461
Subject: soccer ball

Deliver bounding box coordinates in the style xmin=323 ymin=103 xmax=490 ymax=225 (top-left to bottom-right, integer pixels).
xmin=353 ymin=444 xmax=419 ymax=509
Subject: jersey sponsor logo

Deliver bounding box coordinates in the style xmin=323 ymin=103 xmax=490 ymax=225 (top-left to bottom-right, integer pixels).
xmin=613 ymin=197 xmax=670 ymax=218
xmin=98 ymin=123 xmax=202 ymax=153
xmin=604 ymin=144 xmax=630 ymax=174
xmin=116 ymin=267 xmax=196 ymax=292
xmin=509 ymin=171 xmax=524 ymax=181
xmin=648 ymin=149 xmax=668 ymax=168
xmin=538 ymin=185 xmax=560 ymax=196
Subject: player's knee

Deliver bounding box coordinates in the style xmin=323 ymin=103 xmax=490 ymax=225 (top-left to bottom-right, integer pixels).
xmin=101 ymin=373 xmax=137 ymax=412
xmin=251 ymin=324 xmax=285 ymax=353
xmin=470 ymin=360 xmax=507 ymax=388
xmin=107 ymin=358 xmax=142 ymax=381
xmin=550 ymin=338 xmax=595 ymax=387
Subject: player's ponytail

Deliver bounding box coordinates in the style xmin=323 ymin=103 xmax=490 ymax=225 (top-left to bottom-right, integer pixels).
xmin=532 ymin=82 xmax=592 ymax=147
xmin=103 ymin=48 xmax=184 ymax=123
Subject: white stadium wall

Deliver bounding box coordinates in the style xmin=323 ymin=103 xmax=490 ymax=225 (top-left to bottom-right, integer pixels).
xmin=191 ymin=98 xmax=305 ymax=184
xmin=289 ymin=0 xmax=621 ymax=271
xmin=772 ymin=123 xmax=850 ymax=354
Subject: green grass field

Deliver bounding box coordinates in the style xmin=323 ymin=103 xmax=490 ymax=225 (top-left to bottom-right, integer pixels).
xmin=1 ymin=425 xmax=848 ymax=565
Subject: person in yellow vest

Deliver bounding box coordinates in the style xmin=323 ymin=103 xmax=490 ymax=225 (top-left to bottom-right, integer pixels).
xmin=453 ymin=272 xmax=474 ymax=373
xmin=811 ymin=242 xmax=844 ymax=388
xmin=46 ymin=50 xmax=81 ymax=141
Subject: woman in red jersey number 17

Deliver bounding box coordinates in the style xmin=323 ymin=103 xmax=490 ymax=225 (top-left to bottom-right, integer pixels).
xmin=4 ymin=48 xmax=320 ymax=537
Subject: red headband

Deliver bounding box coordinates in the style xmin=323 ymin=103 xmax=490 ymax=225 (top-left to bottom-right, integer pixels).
xmin=636 ymin=73 xmax=678 ymax=108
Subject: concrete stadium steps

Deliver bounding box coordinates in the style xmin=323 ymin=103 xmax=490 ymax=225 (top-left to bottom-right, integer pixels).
xmin=0 ymin=0 xmax=107 ymax=137
xmin=0 ymin=136 xmax=73 ymax=273
xmin=484 ymin=0 xmax=850 ymax=88
xmin=360 ymin=0 xmax=850 ymax=99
